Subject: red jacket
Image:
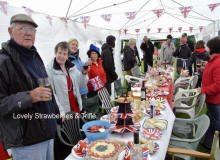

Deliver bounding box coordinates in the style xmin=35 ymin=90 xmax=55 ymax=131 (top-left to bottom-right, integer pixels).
xmin=88 ymin=58 xmax=106 ymax=91
xmin=202 ymin=54 xmax=220 ymax=104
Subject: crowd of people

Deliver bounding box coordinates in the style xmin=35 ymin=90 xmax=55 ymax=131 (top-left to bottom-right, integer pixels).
xmin=0 ymin=13 xmax=220 ymax=160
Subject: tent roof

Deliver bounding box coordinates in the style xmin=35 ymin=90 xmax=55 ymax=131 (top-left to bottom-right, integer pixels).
xmin=5 ymin=0 xmax=220 ymax=37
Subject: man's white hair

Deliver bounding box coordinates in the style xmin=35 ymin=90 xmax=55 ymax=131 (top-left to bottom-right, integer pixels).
xmin=128 ymin=38 xmax=136 ymax=45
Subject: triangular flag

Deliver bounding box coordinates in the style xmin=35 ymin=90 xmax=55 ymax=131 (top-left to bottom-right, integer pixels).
xmin=199 ymin=26 xmax=203 ymax=32
xmin=124 ymin=29 xmax=128 ymax=35
xmin=135 ymin=29 xmax=140 ymax=33
xmin=158 ymin=28 xmax=162 ymax=33
xmin=147 ymin=28 xmax=151 ymax=33
xmin=22 ymin=6 xmax=34 ymax=17
xmin=101 ymin=14 xmax=112 ymax=22
xmin=0 ymin=1 xmax=8 ymax=15
xmin=208 ymin=3 xmax=220 ymax=12
xmin=179 ymin=6 xmax=192 ymax=18
xmin=60 ymin=17 xmax=68 ymax=24
xmin=153 ymin=9 xmax=164 ymax=18
xmin=46 ymin=15 xmax=52 ymax=26
xmin=169 ymin=27 xmax=173 ymax=33
xmin=178 ymin=27 xmax=182 ymax=32
xmin=125 ymin=12 xmax=136 ymax=20
xmin=189 ymin=27 xmax=193 ymax=33
xmin=80 ymin=16 xmax=90 ymax=29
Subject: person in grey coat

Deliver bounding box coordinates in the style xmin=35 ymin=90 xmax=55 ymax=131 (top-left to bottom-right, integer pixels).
xmin=160 ymin=34 xmax=176 ymax=64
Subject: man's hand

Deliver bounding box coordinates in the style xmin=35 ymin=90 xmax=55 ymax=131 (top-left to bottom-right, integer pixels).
xmin=30 ymin=87 xmax=52 ymax=103
xmin=197 ymin=87 xmax=201 ymax=93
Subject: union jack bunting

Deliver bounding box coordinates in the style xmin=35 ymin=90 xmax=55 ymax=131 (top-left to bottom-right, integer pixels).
xmin=135 ymin=29 xmax=140 ymax=33
xmin=46 ymin=15 xmax=52 ymax=26
xmin=0 ymin=1 xmax=7 ymax=15
xmin=147 ymin=28 xmax=151 ymax=33
xmin=208 ymin=3 xmax=220 ymax=12
xmin=158 ymin=28 xmax=162 ymax=33
xmin=189 ymin=27 xmax=193 ymax=33
xmin=117 ymin=112 xmax=135 ymax=119
xmin=199 ymin=26 xmax=203 ymax=32
xmin=101 ymin=14 xmax=112 ymax=22
xmin=178 ymin=27 xmax=182 ymax=32
xmin=124 ymin=28 xmax=128 ymax=35
xmin=89 ymin=76 xmax=103 ymax=91
xmin=169 ymin=27 xmax=173 ymax=33
xmin=60 ymin=17 xmax=68 ymax=24
xmin=80 ymin=16 xmax=90 ymax=29
xmin=153 ymin=9 xmax=164 ymax=18
xmin=22 ymin=6 xmax=34 ymax=17
xmin=179 ymin=6 xmax=193 ymax=18
xmin=125 ymin=11 xmax=136 ymax=20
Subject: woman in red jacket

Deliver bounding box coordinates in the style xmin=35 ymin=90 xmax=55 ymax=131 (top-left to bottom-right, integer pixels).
xmin=87 ymin=44 xmax=106 ymax=97
xmin=200 ymin=36 xmax=220 ymax=149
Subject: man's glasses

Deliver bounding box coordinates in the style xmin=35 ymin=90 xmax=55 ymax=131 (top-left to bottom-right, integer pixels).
xmin=14 ymin=26 xmax=36 ymax=33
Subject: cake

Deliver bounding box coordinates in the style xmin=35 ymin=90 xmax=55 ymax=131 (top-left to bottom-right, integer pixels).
xmin=87 ymin=140 xmax=119 ymax=160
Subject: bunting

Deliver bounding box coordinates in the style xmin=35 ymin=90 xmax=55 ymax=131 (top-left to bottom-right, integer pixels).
xmin=199 ymin=26 xmax=203 ymax=32
xmin=169 ymin=27 xmax=173 ymax=33
xmin=208 ymin=3 xmax=220 ymax=12
xmin=147 ymin=28 xmax=151 ymax=33
xmin=178 ymin=27 xmax=182 ymax=32
xmin=124 ymin=29 xmax=128 ymax=35
xmin=125 ymin=11 xmax=136 ymax=20
xmin=22 ymin=6 xmax=34 ymax=17
xmin=80 ymin=16 xmax=90 ymax=29
xmin=101 ymin=14 xmax=112 ymax=22
xmin=179 ymin=6 xmax=192 ymax=18
xmin=153 ymin=9 xmax=164 ymax=18
xmin=158 ymin=28 xmax=162 ymax=33
xmin=0 ymin=1 xmax=7 ymax=15
xmin=60 ymin=17 xmax=68 ymax=24
xmin=189 ymin=27 xmax=193 ymax=33
xmin=135 ymin=29 xmax=140 ymax=33
xmin=46 ymin=15 xmax=52 ymax=26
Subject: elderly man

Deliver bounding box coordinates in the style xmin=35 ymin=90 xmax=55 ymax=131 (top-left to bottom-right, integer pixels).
xmin=140 ymin=36 xmax=154 ymax=72
xmin=0 ymin=14 xmax=60 ymax=160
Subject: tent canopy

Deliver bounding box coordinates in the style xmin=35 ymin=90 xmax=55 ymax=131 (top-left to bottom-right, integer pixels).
xmin=6 ymin=0 xmax=220 ymax=37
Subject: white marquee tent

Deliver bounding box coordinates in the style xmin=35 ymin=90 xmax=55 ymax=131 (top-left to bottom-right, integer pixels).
xmin=1 ymin=0 xmax=220 ymax=81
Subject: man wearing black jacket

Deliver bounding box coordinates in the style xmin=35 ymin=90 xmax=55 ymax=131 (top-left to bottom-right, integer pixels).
xmin=140 ymin=36 xmax=154 ymax=72
xmin=0 ymin=14 xmax=60 ymax=160
xmin=182 ymin=33 xmax=194 ymax=52
xmin=101 ymin=35 xmax=118 ymax=95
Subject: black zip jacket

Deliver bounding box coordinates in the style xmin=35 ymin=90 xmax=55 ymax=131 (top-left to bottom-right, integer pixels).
xmin=0 ymin=40 xmax=60 ymax=149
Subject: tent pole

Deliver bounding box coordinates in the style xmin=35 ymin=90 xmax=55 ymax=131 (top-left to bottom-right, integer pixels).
xmin=65 ymin=0 xmax=73 ymax=17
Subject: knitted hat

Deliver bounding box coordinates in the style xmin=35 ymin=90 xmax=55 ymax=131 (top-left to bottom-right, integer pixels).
xmin=87 ymin=44 xmax=101 ymax=58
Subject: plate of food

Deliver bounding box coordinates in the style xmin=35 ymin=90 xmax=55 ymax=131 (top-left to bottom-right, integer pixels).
xmin=132 ymin=111 xmax=145 ymax=122
xmin=143 ymin=118 xmax=168 ymax=130
xmin=142 ymin=128 xmax=162 ymax=140
xmin=139 ymin=137 xmax=160 ymax=154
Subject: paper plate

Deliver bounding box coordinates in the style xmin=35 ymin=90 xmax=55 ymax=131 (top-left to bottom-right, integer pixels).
xmin=142 ymin=128 xmax=162 ymax=140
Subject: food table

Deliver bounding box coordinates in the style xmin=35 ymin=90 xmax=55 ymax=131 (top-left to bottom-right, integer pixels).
xmin=65 ymin=66 xmax=176 ymax=160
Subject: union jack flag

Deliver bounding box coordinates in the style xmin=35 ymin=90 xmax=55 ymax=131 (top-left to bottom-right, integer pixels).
xmin=169 ymin=27 xmax=173 ymax=33
xmin=179 ymin=6 xmax=192 ymax=18
xmin=117 ymin=112 xmax=135 ymax=119
xmin=111 ymin=124 xmax=137 ymax=133
xmin=46 ymin=15 xmax=52 ymax=26
xmin=124 ymin=28 xmax=128 ymax=35
xmin=0 ymin=1 xmax=8 ymax=15
xmin=60 ymin=17 xmax=68 ymax=24
xmin=143 ymin=148 xmax=149 ymax=160
xmin=189 ymin=27 xmax=193 ymax=33
xmin=178 ymin=27 xmax=182 ymax=32
xmin=22 ymin=6 xmax=34 ymax=17
xmin=208 ymin=3 xmax=220 ymax=12
xmin=147 ymin=28 xmax=151 ymax=33
xmin=80 ymin=16 xmax=90 ymax=29
xmin=142 ymin=128 xmax=162 ymax=140
xmin=101 ymin=14 xmax=112 ymax=22
xmin=135 ymin=29 xmax=140 ymax=33
xmin=153 ymin=9 xmax=164 ymax=18
xmin=199 ymin=26 xmax=203 ymax=32
xmin=73 ymin=141 xmax=87 ymax=157
xmin=125 ymin=11 xmax=136 ymax=20
xmin=158 ymin=28 xmax=162 ymax=33
xmin=89 ymin=76 xmax=103 ymax=91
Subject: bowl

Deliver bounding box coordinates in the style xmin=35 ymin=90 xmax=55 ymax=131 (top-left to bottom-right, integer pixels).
xmin=82 ymin=120 xmax=110 ymax=143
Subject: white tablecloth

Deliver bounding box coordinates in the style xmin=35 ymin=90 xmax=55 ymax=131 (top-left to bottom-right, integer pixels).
xmin=65 ymin=101 xmax=175 ymax=160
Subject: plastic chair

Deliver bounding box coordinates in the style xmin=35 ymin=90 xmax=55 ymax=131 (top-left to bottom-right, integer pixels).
xmin=173 ymin=89 xmax=201 ymax=119
xmin=167 ymin=131 xmax=219 ymax=160
xmin=98 ymin=87 xmax=113 ymax=114
xmin=169 ymin=114 xmax=210 ymax=160
xmin=57 ymin=112 xmax=86 ymax=147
